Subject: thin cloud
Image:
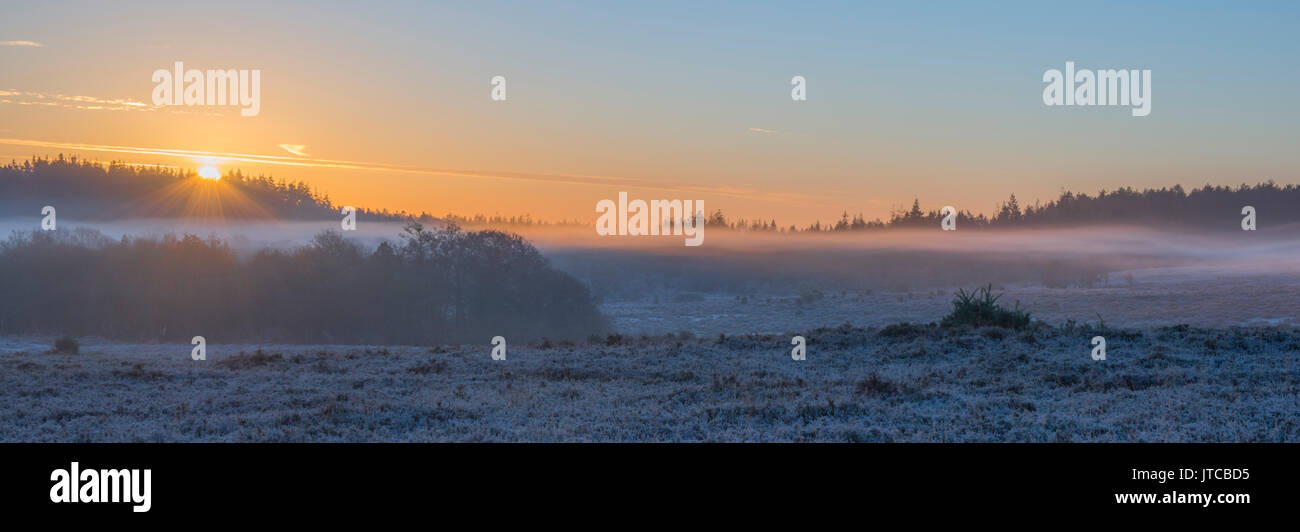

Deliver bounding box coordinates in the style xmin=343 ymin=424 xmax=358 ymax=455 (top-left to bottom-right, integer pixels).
xmin=278 ymin=144 xmax=311 ymax=157
xmin=0 ymin=41 xmax=45 ymax=47
xmin=0 ymin=89 xmax=229 ymax=115
xmin=0 ymin=137 xmax=836 ymax=205
xmin=747 ymin=127 xmax=776 ymax=134
xmin=0 ymin=90 xmax=152 ymax=112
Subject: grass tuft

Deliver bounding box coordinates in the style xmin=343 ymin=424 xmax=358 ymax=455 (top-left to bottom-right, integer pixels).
xmin=51 ymin=336 xmax=80 ymax=355
xmin=940 ymin=284 xmax=1031 ymax=329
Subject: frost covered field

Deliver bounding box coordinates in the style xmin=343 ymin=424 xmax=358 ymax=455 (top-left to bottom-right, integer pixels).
xmin=601 ymin=269 xmax=1300 ymax=337
xmin=2 ymin=225 xmax=1297 ymax=442
xmin=1 ymin=323 xmax=1296 ymax=442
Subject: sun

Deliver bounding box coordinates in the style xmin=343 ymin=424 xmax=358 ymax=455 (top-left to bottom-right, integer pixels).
xmin=197 ymin=166 xmax=221 ymax=181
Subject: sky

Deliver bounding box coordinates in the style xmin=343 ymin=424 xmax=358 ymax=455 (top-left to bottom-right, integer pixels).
xmin=1 ymin=0 xmax=1297 ymax=225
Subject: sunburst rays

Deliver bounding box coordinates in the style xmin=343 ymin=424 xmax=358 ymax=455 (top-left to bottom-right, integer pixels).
xmin=122 ymin=171 xmax=277 ymax=223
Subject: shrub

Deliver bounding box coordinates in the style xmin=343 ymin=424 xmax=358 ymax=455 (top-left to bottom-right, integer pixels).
xmin=878 ymin=322 xmax=926 ymax=338
xmin=940 ymin=284 xmax=1031 ymax=329
xmin=407 ymin=357 xmax=448 ymax=375
xmin=796 ymin=289 xmax=824 ymax=306
xmin=856 ymin=373 xmax=909 ymax=396
xmin=52 ymin=336 xmax=79 ymax=354
xmin=672 ymin=292 xmax=705 ymax=303
xmin=216 ymin=349 xmax=283 ymax=369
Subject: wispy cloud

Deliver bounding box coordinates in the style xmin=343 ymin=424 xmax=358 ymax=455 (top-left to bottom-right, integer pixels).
xmin=0 ymin=89 xmax=153 ymax=112
xmin=747 ymin=127 xmax=776 ymax=134
xmin=0 ymin=138 xmax=836 ymax=205
xmin=0 ymin=40 xmax=45 ymax=47
xmin=0 ymin=89 xmax=230 ymax=115
xmin=278 ymin=144 xmax=311 ymax=157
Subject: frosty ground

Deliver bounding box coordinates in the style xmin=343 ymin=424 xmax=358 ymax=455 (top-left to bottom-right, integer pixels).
xmin=3 ymin=234 xmax=1297 ymax=442
xmin=601 ymin=269 xmax=1300 ymax=337
xmin=2 ymin=322 xmax=1295 ymax=442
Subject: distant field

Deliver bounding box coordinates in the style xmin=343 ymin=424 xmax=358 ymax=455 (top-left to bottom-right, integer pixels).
xmin=2 ymin=324 xmax=1296 ymax=442
xmin=601 ymin=269 xmax=1300 ymax=337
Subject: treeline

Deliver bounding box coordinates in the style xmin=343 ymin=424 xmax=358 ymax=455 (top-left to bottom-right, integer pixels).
xmin=427 ymin=183 xmax=1300 ymax=233
xmin=0 ymin=155 xmax=413 ymax=221
xmin=711 ymin=183 xmax=1300 ymax=232
xmin=0 ymin=224 xmax=608 ymax=344
xmin=3 ymin=156 xmax=1293 ymax=231
xmin=440 ymin=213 xmax=583 ymax=227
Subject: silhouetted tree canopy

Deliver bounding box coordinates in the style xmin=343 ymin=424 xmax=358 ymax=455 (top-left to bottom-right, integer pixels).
xmin=701 ymin=183 xmax=1300 ymax=232
xmin=0 ymin=224 xmax=608 ymax=344
xmin=0 ymin=155 xmax=411 ymax=221
xmin=2 ymin=156 xmax=1293 ymax=232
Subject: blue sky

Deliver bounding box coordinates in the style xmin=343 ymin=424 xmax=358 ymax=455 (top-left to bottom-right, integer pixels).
xmin=1 ymin=1 xmax=1296 ymax=222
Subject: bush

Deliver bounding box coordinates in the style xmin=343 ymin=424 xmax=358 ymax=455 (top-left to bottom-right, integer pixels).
xmin=940 ymin=284 xmax=1031 ymax=329
xmin=878 ymin=322 xmax=926 ymax=338
xmin=215 ymin=349 xmax=283 ymax=369
xmin=796 ymin=289 xmax=824 ymax=306
xmin=52 ymin=336 xmax=79 ymax=354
